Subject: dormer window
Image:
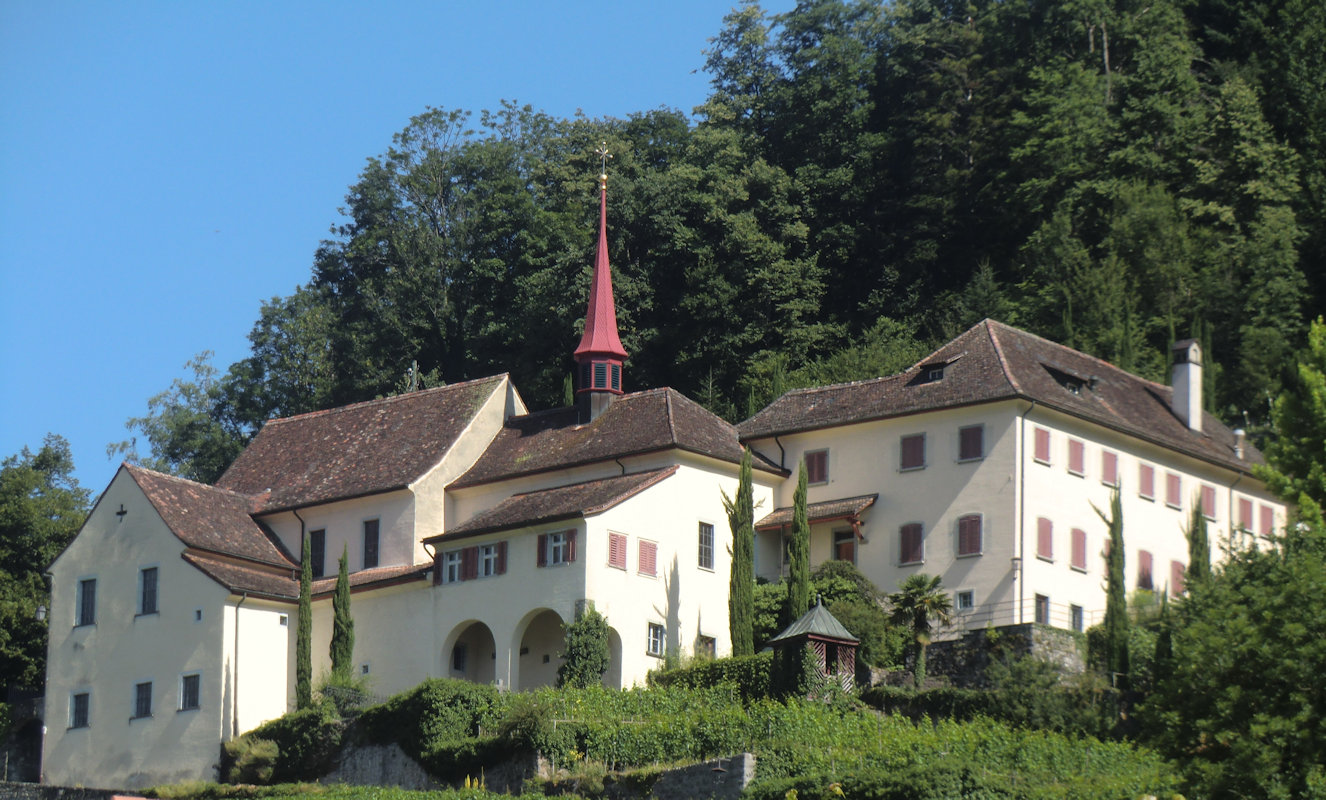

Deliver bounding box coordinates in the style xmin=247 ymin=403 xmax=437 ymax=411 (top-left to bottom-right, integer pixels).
xmin=927 ymin=366 xmax=945 ymax=382
xmin=1043 ymin=364 xmax=1093 ymax=397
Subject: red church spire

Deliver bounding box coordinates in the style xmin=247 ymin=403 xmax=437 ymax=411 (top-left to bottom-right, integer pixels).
xmin=574 ymin=143 xmax=627 ymax=404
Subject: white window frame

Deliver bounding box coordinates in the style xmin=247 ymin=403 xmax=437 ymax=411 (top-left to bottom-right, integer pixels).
xmin=478 ymin=543 xmax=500 ymax=578
xmin=955 ymin=590 xmax=975 ymax=612
xmin=137 ymin=564 xmax=160 ymax=617
xmin=646 ymin=622 xmax=665 ymax=657
xmin=440 ymin=550 xmax=463 ymax=584
xmin=179 ymin=672 xmax=201 ymax=712
xmin=547 ymin=531 xmax=570 ymax=566
xmin=697 ymin=522 xmax=715 ymax=571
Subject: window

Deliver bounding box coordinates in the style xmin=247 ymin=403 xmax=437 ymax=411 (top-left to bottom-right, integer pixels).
xmin=1068 ymin=439 xmax=1085 ymax=476
xmin=1070 ymin=528 xmax=1087 ymax=572
xmin=138 ymin=567 xmax=158 ymax=616
xmin=1036 ymin=517 xmax=1053 ymax=561
xmin=1034 ymin=594 xmax=1050 ymax=625
xmin=1165 ymin=473 xmax=1182 ymax=509
xmin=698 ymin=523 xmax=714 ymax=570
xmin=955 ymin=590 xmax=974 ymax=611
xmin=1070 ymin=605 xmax=1084 ymax=632
xmin=1033 ymin=427 xmax=1051 ymax=464
xmin=646 ymin=623 xmax=665 ymax=657
xmin=440 ymin=550 xmax=462 ymax=584
xmin=639 ymin=540 xmax=658 ymax=576
xmin=1259 ymin=504 xmax=1275 ymax=537
xmin=180 ymin=674 xmax=200 ymax=711
xmin=611 ymin=364 xmax=621 ymax=391
xmin=1139 ymin=463 xmax=1155 ymax=500
xmin=1237 ymin=498 xmax=1253 ymax=531
xmin=957 ymin=514 xmax=982 ymax=556
xmin=309 ymin=529 xmax=326 ymax=579
xmin=537 ymin=530 xmax=576 ymax=567
xmin=696 ymin=635 xmax=716 ymax=660
xmin=477 ymin=543 xmax=505 ymax=578
xmin=1171 ymin=561 xmax=1186 ymax=595
xmin=363 ymin=520 xmax=380 ymax=569
xmin=452 ymin=643 xmax=467 ymax=672
xmin=1138 ymin=550 xmax=1154 ymax=591
xmin=804 ymin=450 xmax=829 ymax=484
xmin=76 ymin=578 xmax=96 ymax=627
xmin=133 ymin=681 xmax=153 ymax=719
xmin=900 ymin=434 xmax=926 ymax=470
xmin=70 ymin=692 xmax=90 ymax=729
xmin=899 ymin=523 xmax=924 ymax=565
xmin=1101 ymin=451 xmax=1118 ymax=486
xmin=608 ymin=532 xmax=627 ymax=570
xmin=1200 ymin=484 xmax=1216 ymax=520
xmin=958 ymin=425 xmax=984 ymax=461
xmin=833 ymin=530 xmax=856 ymax=563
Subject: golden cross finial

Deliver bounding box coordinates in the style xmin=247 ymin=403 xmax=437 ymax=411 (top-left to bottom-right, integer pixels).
xmin=595 ymin=141 xmax=612 ymax=188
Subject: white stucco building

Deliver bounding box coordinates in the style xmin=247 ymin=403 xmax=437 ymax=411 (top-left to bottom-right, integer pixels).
xmin=42 ymin=174 xmax=1284 ymax=787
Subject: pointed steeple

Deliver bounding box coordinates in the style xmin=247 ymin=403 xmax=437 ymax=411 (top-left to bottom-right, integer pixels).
xmin=574 ymin=144 xmax=627 ymax=417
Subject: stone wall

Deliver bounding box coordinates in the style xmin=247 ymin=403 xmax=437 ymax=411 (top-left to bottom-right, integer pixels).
xmin=926 ymin=623 xmax=1086 ymax=686
xmin=0 ymin=784 xmax=119 ymax=800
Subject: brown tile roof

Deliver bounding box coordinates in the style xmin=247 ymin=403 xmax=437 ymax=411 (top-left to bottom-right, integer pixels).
xmin=128 ymin=465 xmax=295 ymax=568
xmin=430 ymin=467 xmax=678 ymax=542
xmin=451 ymin=388 xmax=778 ymax=489
xmin=755 ymin=494 xmax=878 ymax=531
xmin=183 ymin=552 xmax=431 ymax=601
xmin=217 ymin=376 xmax=506 ymax=512
xmin=311 ymin=563 xmax=432 ymax=597
xmin=739 ymin=320 xmax=1260 ymax=474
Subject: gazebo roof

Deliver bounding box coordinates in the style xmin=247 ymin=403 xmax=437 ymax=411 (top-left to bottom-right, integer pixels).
xmin=768 ymin=599 xmax=859 ymax=645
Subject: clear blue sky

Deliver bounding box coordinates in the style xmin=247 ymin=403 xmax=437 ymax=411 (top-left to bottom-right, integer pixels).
xmin=0 ymin=0 xmax=794 ymax=496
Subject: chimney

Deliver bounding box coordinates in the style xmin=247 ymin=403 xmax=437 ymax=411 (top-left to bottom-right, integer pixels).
xmin=1171 ymin=339 xmax=1203 ymax=432
xmin=1233 ymin=428 xmax=1246 ymax=459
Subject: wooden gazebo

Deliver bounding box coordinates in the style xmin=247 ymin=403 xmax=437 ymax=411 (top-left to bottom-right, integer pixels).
xmin=768 ymin=598 xmax=860 ymax=692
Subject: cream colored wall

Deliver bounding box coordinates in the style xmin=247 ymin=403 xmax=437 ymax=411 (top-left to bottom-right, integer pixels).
xmin=260 ymin=491 xmax=414 ymax=573
xmin=44 ymin=470 xmax=230 ymax=789
xmin=222 ymin=598 xmax=293 ymax=736
xmin=330 ymin=582 xmax=436 ymax=698
xmin=747 ymin=405 xmax=1021 ymax=631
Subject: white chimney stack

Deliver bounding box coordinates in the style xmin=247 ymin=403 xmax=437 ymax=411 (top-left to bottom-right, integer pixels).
xmin=1171 ymin=339 xmax=1203 ymax=432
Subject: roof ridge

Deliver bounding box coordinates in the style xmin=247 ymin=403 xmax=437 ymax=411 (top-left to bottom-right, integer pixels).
xmin=988 ymin=320 xmax=1144 ymax=382
xmin=508 ymin=466 xmax=676 ymax=499
xmin=983 ymin=319 xmax=1023 ymax=395
xmin=264 ymin=374 xmax=507 ymax=426
xmin=125 ymin=462 xmax=255 ymax=501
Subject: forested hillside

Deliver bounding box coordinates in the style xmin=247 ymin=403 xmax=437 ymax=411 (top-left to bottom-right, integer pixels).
xmin=117 ymin=0 xmax=1323 ymax=484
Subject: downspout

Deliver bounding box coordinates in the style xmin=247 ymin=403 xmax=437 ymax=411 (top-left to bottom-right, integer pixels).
xmin=233 ymin=591 xmax=248 ymax=737
xmin=1017 ymin=399 xmax=1038 ymax=626
xmin=773 ymin=436 xmax=787 ymax=470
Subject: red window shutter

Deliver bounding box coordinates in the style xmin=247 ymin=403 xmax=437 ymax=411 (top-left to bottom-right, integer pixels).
xmin=958 ymin=515 xmax=981 ymax=556
xmin=1071 ymin=528 xmax=1087 ymax=570
xmin=1138 ymin=550 xmax=1153 ymax=590
xmin=1171 ymin=561 xmax=1185 ymax=595
xmin=1166 ymin=473 xmax=1182 ymax=507
xmin=805 ymin=451 xmax=827 ymax=483
xmin=1037 ymin=517 xmax=1053 ymax=560
xmin=496 ymin=541 xmax=507 ymax=574
xmin=566 ymin=530 xmax=577 ymax=563
xmin=1068 ymin=439 xmax=1085 ymax=475
xmin=959 ymin=426 xmax=983 ymax=460
xmin=608 ymin=533 xmax=625 ymax=569
xmin=1139 ymin=464 xmax=1155 ymax=498
xmin=1102 ymin=451 xmax=1118 ymax=486
xmin=1260 ymin=505 xmax=1274 ymax=536
xmin=639 ymin=540 xmax=657 ymax=575
xmin=1201 ymin=485 xmax=1216 ymax=519
xmin=461 ymin=547 xmax=478 ymax=581
xmin=900 ymin=523 xmax=923 ymax=564
xmin=536 ymin=534 xmax=548 ymax=568
xmin=1034 ymin=427 xmax=1050 ymax=463
xmin=1238 ymin=498 xmax=1253 ymax=530
xmin=901 ymin=435 xmax=925 ymax=469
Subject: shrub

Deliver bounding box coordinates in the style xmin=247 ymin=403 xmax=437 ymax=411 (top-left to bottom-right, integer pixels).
xmin=357 ymin=678 xmax=503 ymax=757
xmin=243 ymin=698 xmax=344 ymax=783
xmin=646 ymin=651 xmax=772 ymax=700
xmin=557 ymin=607 xmax=610 ymax=689
xmin=221 ymin=737 xmax=277 ymax=784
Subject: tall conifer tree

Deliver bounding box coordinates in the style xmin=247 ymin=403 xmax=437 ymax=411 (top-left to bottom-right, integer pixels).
xmin=330 ymin=545 xmax=354 ymax=679
xmin=1096 ymin=487 xmax=1130 ymax=688
xmin=787 ymin=460 xmax=811 ymax=621
xmin=725 ymin=447 xmax=755 ymax=656
xmin=1186 ymin=496 xmax=1210 ymax=585
xmin=296 ymin=530 xmax=312 ymax=708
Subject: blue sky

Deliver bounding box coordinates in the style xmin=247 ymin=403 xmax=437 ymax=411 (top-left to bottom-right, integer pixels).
xmin=0 ymin=0 xmax=794 ymax=496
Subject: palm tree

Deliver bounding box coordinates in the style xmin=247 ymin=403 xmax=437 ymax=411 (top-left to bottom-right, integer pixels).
xmin=888 ymin=573 xmax=953 ymax=688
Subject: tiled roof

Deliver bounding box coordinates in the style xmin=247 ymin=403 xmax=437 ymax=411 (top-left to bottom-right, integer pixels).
xmin=769 ymin=601 xmax=859 ymax=645
xmin=755 ymin=494 xmax=878 ymax=531
xmin=128 ymin=465 xmax=294 ymax=568
xmin=217 ymin=376 xmax=506 ymax=512
xmin=451 ymin=388 xmax=777 ymax=489
xmin=430 ymin=467 xmax=678 ymax=542
xmin=183 ymin=552 xmax=431 ymax=601
xmin=739 ymin=320 xmax=1260 ymax=473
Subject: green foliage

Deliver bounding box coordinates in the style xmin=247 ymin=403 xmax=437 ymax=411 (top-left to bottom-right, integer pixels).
xmin=357 ymin=678 xmax=503 ymax=760
xmin=330 ymin=545 xmax=354 ymax=680
xmin=557 ymin=606 xmax=610 ymax=689
xmin=646 ymin=651 xmax=773 ymax=701
xmin=887 ymin=573 xmax=952 ymax=688
xmin=787 ymin=462 xmax=811 ymax=620
xmin=0 ymin=434 xmax=89 ymax=691
xmin=770 ymin=641 xmax=820 ymax=699
xmin=242 ymin=698 xmax=344 ymax=783
xmin=149 ymin=783 xmax=552 ymax=800
xmin=1140 ymin=522 xmax=1326 ymax=799
xmin=752 ymin=580 xmax=785 ymax=648
xmin=724 ymin=446 xmax=755 ymax=656
xmin=296 ymin=531 xmax=312 ymax=709
xmin=1096 ymin=487 xmax=1130 ymax=688
xmin=221 ymin=737 xmax=277 ymax=784
xmin=1186 ymin=496 xmax=1211 ymax=584
xmin=1258 ymin=317 xmax=1326 ymax=519
xmin=811 ymin=560 xmax=904 ymax=671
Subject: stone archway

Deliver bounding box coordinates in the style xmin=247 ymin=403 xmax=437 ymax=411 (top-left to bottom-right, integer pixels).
xmin=445 ymin=620 xmax=497 ymax=685
xmin=603 ymin=626 xmax=624 ymax=689
xmin=514 ymin=608 xmax=565 ymax=691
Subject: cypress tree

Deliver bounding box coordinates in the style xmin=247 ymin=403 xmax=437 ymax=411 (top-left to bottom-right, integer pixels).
xmin=1186 ymin=496 xmax=1210 ymax=584
xmin=787 ymin=460 xmax=811 ymax=621
xmin=296 ymin=530 xmax=312 ymax=708
xmin=330 ymin=544 xmax=354 ymax=679
xmin=725 ymin=446 xmax=755 ymax=656
xmin=1096 ymin=487 xmax=1129 ymax=689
